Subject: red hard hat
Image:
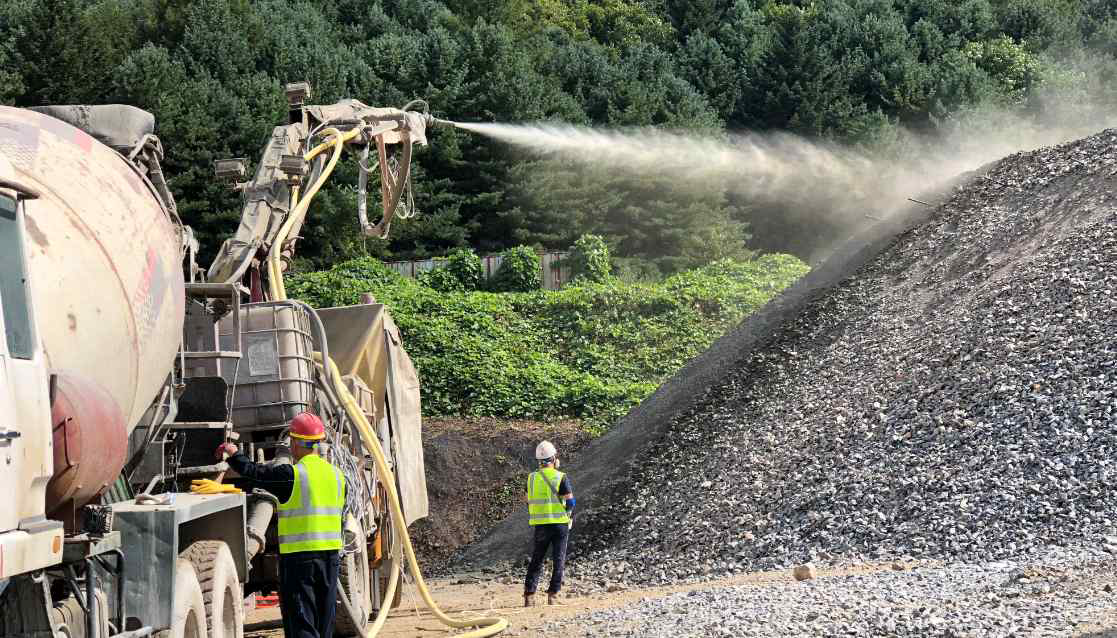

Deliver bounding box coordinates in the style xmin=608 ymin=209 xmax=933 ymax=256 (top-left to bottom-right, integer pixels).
xmin=290 ymin=412 xmax=325 ymax=441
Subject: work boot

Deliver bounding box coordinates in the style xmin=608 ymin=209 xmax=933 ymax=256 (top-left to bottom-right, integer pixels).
xmin=547 ymin=593 xmax=563 ymax=606
xmin=524 ymin=593 xmax=535 ymax=607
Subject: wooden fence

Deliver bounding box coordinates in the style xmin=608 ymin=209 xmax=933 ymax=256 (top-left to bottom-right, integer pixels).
xmin=387 ymin=251 xmax=571 ymax=290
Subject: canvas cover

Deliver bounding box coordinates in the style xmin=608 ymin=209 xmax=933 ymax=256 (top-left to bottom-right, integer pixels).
xmin=317 ymin=304 xmax=429 ymax=525
xmin=381 ymin=313 xmax=428 ymax=524
xmin=30 ymin=104 xmax=155 ymax=150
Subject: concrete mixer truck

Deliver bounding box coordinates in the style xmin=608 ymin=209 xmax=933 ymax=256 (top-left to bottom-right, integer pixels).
xmin=0 ymin=85 xmax=436 ymax=638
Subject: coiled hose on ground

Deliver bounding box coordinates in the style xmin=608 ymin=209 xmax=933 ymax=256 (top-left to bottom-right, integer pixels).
xmin=272 ymin=127 xmax=508 ymax=637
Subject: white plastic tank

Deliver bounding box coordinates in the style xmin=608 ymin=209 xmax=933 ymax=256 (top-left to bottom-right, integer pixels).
xmin=0 ymin=106 xmax=185 ymax=433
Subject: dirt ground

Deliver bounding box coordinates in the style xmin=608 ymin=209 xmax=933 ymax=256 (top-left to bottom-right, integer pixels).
xmin=361 ymin=564 xmax=899 ymax=638
xmin=243 ymin=559 xmax=1117 ymax=638
xmin=244 ymin=565 xmax=878 ymax=638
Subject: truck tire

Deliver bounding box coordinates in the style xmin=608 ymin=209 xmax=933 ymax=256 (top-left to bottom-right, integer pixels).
xmin=181 ymin=541 xmax=243 ymax=638
xmin=156 ymin=559 xmax=207 ymax=638
xmin=333 ymin=516 xmax=371 ymax=637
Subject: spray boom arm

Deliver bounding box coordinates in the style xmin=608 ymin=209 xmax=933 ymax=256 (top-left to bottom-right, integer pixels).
xmin=207 ymin=89 xmax=441 ymax=299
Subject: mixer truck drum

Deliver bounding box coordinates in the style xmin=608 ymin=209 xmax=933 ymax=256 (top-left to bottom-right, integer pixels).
xmin=46 ymin=372 xmax=128 ymax=532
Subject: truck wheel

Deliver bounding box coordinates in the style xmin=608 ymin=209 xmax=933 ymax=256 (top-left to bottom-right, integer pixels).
xmin=156 ymin=559 xmax=207 ymax=638
xmin=181 ymin=541 xmax=243 ymax=638
xmin=333 ymin=516 xmax=371 ymax=636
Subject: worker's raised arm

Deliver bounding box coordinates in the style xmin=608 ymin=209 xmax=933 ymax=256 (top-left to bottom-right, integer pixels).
xmin=217 ymin=443 xmax=297 ymax=502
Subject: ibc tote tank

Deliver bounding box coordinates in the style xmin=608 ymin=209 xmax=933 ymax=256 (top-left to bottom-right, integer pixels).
xmin=0 ymin=106 xmax=185 ymax=521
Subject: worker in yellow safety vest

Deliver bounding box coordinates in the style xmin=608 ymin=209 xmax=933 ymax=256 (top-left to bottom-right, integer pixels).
xmin=523 ymin=440 xmax=574 ymax=607
xmin=217 ymin=412 xmax=346 ymax=638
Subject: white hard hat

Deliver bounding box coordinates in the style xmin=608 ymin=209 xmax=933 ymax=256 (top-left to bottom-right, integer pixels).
xmin=535 ymin=440 xmax=557 ymax=460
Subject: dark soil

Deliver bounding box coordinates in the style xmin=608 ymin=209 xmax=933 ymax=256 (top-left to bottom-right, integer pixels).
xmin=410 ymin=417 xmax=591 ymax=572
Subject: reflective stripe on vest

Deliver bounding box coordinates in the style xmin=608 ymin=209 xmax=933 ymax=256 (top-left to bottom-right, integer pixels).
xmin=278 ymin=454 xmax=345 ymax=554
xmin=527 ymin=468 xmax=569 ymax=525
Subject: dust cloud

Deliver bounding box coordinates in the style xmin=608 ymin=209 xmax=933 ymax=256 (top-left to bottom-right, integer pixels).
xmin=455 ymin=103 xmax=1115 ymax=260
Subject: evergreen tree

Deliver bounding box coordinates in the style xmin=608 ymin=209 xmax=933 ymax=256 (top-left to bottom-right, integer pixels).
xmin=0 ymin=0 xmax=1111 ymax=267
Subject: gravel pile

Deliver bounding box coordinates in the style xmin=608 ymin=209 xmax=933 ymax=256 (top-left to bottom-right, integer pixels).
xmin=570 ymin=130 xmax=1117 ymax=586
xmin=542 ymin=550 xmax=1115 ymax=637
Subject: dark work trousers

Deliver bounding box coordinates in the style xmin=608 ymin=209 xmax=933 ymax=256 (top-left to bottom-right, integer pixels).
xmin=524 ymin=523 xmax=569 ymax=595
xmin=278 ymin=550 xmax=340 ymax=638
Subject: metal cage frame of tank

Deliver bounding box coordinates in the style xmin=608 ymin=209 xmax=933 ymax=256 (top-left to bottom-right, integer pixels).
xmin=216 ymin=301 xmax=317 ymax=433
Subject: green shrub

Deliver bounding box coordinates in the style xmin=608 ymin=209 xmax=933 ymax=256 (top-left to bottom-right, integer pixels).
xmin=489 ymin=246 xmax=541 ymax=292
xmin=286 ymin=258 xmax=415 ymax=307
xmin=417 ymin=268 xmax=462 ymax=292
xmin=447 ymin=248 xmax=484 ymax=289
xmin=612 ymin=257 xmax=664 ymax=283
xmin=288 ymin=253 xmax=809 ymax=432
xmin=569 ymin=234 xmax=611 ymax=283
xmin=417 ymin=248 xmax=483 ymax=292
xmin=329 ymin=258 xmax=411 ymax=287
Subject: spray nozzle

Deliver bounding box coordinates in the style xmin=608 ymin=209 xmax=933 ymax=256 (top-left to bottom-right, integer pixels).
xmin=422 ymin=115 xmax=457 ymax=129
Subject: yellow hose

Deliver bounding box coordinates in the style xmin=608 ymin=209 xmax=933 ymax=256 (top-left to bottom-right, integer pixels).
xmin=367 ymin=548 xmax=399 ymax=636
xmin=267 ymin=122 xmax=508 ymax=636
xmin=318 ymin=354 xmax=509 ymax=637
xmin=268 ymin=127 xmax=361 ymax=300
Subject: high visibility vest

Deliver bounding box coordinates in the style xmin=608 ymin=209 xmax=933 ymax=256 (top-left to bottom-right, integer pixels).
xmin=278 ymin=454 xmax=345 ymax=554
xmin=527 ymin=468 xmax=569 ymax=526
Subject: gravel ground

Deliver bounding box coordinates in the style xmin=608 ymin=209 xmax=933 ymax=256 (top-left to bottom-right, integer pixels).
xmin=543 ymin=549 xmax=1117 ymax=637
xmin=566 ymin=130 xmax=1117 ymax=586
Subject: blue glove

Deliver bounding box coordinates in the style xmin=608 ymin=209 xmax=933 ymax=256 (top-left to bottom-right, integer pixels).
xmin=565 ymin=497 xmax=576 ymax=511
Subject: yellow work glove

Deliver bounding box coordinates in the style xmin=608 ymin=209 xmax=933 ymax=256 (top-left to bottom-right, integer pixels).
xmin=190 ymin=479 xmax=242 ymax=494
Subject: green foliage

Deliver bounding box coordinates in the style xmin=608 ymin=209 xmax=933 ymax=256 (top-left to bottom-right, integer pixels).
xmin=569 ymin=234 xmax=611 ymax=283
xmin=489 ymin=246 xmax=541 ymax=292
xmin=416 ymin=267 xmax=462 ymax=293
xmin=505 ymin=162 xmax=751 ymax=273
xmin=993 ymin=0 xmax=1080 ymax=50
xmin=581 ymin=0 xmax=674 ymax=49
xmin=964 ymin=35 xmax=1046 ymax=97
xmin=612 ymin=257 xmax=664 ymax=283
xmin=1 ymin=0 xmax=1115 ymax=269
xmin=418 ymin=247 xmax=484 ymax=292
xmin=289 ymin=253 xmax=808 ymax=430
xmin=449 ymin=247 xmax=485 ymax=289
xmin=8 ymin=0 xmax=1109 ymax=432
